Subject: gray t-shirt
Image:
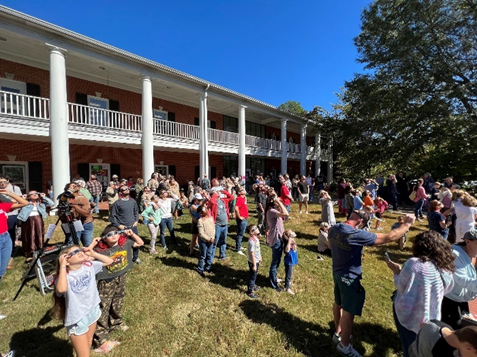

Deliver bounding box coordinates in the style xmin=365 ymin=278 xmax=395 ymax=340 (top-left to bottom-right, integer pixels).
xmin=266 ymin=208 xmax=284 ymax=247
xmin=248 ymin=236 xmax=262 ymax=263
xmin=216 ymin=199 xmax=228 ymax=226
xmin=60 ymin=260 xmax=103 ymax=327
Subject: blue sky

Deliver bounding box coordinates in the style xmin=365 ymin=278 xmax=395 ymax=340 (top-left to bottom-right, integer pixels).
xmin=2 ymin=0 xmax=372 ymax=111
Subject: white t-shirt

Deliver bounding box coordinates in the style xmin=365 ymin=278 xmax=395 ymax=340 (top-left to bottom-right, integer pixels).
xmin=455 ymin=202 xmax=477 ymax=243
xmin=59 ymin=260 xmax=103 ymax=326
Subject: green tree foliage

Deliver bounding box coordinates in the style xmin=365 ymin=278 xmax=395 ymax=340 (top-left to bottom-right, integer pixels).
xmin=278 ymin=101 xmax=307 ymax=117
xmin=336 ymin=0 xmax=477 ymax=181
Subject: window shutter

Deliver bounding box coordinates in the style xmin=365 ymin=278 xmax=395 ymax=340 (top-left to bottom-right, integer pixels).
xmin=195 ymin=166 xmax=200 ymax=182
xmin=211 ymin=166 xmax=216 ymax=179
xmin=194 ymin=117 xmax=199 ymax=126
xmin=210 ymin=121 xmax=216 ymax=129
xmin=77 ymin=163 xmax=89 ymax=181
xmin=109 ymin=100 xmax=119 ymax=112
xmin=28 ymin=161 xmax=42 ymax=192
xmin=169 ymin=165 xmax=176 ymax=177
xmin=76 ymin=93 xmax=88 ymax=105
xmin=168 ymin=112 xmax=175 ymax=122
xmin=26 ymin=83 xmax=41 ymax=97
xmin=111 ymin=164 xmax=121 ymax=179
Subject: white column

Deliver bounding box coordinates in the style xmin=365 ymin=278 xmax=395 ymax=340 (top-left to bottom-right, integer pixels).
xmin=142 ymin=76 xmax=154 ymax=181
xmin=300 ymin=123 xmax=307 ymax=176
xmin=314 ymin=133 xmax=321 ymax=177
xmin=199 ymin=91 xmax=209 ymax=178
xmin=327 ymin=137 xmax=333 ymax=184
xmin=281 ymin=119 xmax=287 ymax=174
xmin=48 ymin=44 xmax=70 ymax=201
xmin=238 ymin=105 xmax=246 ymax=180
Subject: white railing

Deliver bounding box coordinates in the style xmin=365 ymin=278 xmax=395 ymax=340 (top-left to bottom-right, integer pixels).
xmin=153 ymin=119 xmax=200 ymax=140
xmin=68 ymin=102 xmax=142 ymax=131
xmin=208 ymin=128 xmax=239 ymax=144
xmin=0 ymin=90 xmax=50 ymax=120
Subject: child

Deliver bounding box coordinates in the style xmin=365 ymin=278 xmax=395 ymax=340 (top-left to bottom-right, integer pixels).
xmin=391 ymin=216 xmax=408 ymax=250
xmin=90 ymin=225 xmax=144 ymax=353
xmin=141 ymin=195 xmax=162 ymax=254
xmin=317 ymin=222 xmax=331 ymax=258
xmin=319 ymin=190 xmax=336 ymax=226
xmin=246 ymin=225 xmax=262 ymax=298
xmin=374 ymin=196 xmax=389 ymax=231
xmin=52 ymin=245 xmax=114 ymax=357
xmin=283 ymin=229 xmax=298 ymax=295
xmin=197 ymin=204 xmax=215 ymax=277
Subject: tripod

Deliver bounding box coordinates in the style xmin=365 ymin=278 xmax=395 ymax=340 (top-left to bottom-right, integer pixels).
xmin=13 ymin=204 xmax=80 ymax=300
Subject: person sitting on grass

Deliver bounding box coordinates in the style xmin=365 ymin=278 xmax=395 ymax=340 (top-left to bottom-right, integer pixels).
xmin=283 ymin=229 xmax=298 ymax=295
xmin=196 ymin=204 xmax=215 ymax=277
xmin=141 ymin=195 xmax=162 ymax=254
xmin=246 ymin=225 xmax=262 ymax=299
xmin=391 ymin=216 xmax=408 ymax=250
xmin=90 ymin=225 xmax=144 ymax=353
xmin=409 ymin=320 xmax=477 ymax=357
xmin=317 ymin=222 xmax=331 ymax=257
xmin=52 ymin=245 xmax=114 ymax=357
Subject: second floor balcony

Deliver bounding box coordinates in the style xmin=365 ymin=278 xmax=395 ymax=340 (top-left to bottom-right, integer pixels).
xmin=0 ymin=91 xmax=328 ymax=160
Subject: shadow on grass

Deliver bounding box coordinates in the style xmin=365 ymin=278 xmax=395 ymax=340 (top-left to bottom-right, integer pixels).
xmin=239 ymin=300 xmax=402 ymax=357
xmin=159 ymin=256 xmax=258 ymax=292
xmin=10 ymin=324 xmax=73 ymax=357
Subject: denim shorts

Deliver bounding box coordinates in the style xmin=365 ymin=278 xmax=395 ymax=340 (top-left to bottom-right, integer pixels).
xmin=66 ymin=304 xmax=101 ymax=336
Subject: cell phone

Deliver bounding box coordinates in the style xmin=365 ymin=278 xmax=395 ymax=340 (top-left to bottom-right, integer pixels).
xmin=384 ymin=252 xmax=391 ymax=260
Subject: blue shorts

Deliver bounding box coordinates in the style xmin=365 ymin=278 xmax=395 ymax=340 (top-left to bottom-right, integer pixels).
xmin=66 ymin=304 xmax=101 ymax=336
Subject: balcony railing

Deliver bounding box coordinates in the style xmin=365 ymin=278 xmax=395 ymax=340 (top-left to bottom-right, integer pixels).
xmin=153 ymin=119 xmax=200 ymax=140
xmin=0 ymin=90 xmax=49 ymax=120
xmin=68 ymin=102 xmax=142 ymax=131
xmin=0 ymin=90 xmax=321 ymax=157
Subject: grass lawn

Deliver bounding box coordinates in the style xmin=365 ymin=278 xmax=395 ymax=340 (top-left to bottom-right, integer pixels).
xmin=0 ymin=198 xmax=427 ymax=357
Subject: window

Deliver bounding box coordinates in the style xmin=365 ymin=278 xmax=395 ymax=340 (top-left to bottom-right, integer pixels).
xmin=87 ymin=95 xmax=109 ymax=126
xmin=155 ymin=165 xmax=169 ymax=177
xmin=0 ymin=161 xmax=28 ymax=192
xmin=223 ymin=156 xmax=238 ymax=177
xmin=0 ymin=79 xmax=26 ymax=115
xmin=246 ymin=121 xmax=266 ymax=138
xmin=223 ymin=115 xmax=238 ymax=133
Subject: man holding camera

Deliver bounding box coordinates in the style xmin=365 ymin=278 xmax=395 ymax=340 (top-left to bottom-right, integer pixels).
xmin=64 ymin=182 xmax=94 ymax=247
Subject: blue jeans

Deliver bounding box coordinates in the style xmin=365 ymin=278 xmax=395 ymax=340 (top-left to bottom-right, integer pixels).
xmin=198 ymin=238 xmax=214 ymax=272
xmin=130 ymin=226 xmax=139 ymax=261
xmin=90 ymin=195 xmax=100 ymax=214
xmin=67 ymin=221 xmax=94 ymax=247
xmin=269 ymin=240 xmax=283 ymax=289
xmin=0 ymin=231 xmax=12 ymax=281
xmin=214 ymin=224 xmax=228 ymax=260
xmin=393 ymin=303 xmax=416 ymax=357
xmin=284 ymin=204 xmax=290 ymax=220
xmin=236 ymin=218 xmax=247 ymax=250
xmin=284 ymin=264 xmax=293 ymax=289
xmin=414 ymin=198 xmax=425 ymax=219
xmin=159 ymin=217 xmax=177 ymax=247
xmin=248 ymin=261 xmax=259 ymax=294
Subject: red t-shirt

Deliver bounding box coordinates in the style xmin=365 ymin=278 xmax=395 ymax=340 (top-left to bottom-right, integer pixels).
xmin=235 ymin=196 xmax=249 ymax=219
xmin=280 ymin=185 xmax=291 ymax=205
xmin=0 ymin=203 xmax=13 ymax=234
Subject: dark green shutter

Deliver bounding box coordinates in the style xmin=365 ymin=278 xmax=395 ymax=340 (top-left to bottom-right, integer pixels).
xmin=210 ymin=121 xmax=216 ymax=129
xmin=28 ymin=161 xmax=42 ymax=192
xmin=169 ymin=165 xmax=176 ymax=177
xmin=195 ymin=166 xmax=200 ymax=182
xmin=76 ymin=93 xmax=88 ymax=105
xmin=111 ymin=164 xmax=121 ymax=179
xmin=168 ymin=112 xmax=175 ymax=122
xmin=77 ymin=163 xmax=89 ymax=181
xmin=109 ymin=100 xmax=119 ymax=111
xmin=26 ymin=83 xmax=41 ymax=117
xmin=194 ymin=117 xmax=199 ymax=126
xmin=211 ymin=166 xmax=216 ymax=180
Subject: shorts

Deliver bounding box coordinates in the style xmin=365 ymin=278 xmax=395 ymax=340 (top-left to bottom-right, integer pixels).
xmin=299 ymin=194 xmax=309 ymax=202
xmin=66 ymin=304 xmax=101 ymax=336
xmin=375 ymin=212 xmax=382 ymax=219
xmin=333 ymin=272 xmax=366 ymax=316
xmin=191 ymin=220 xmax=199 ymax=235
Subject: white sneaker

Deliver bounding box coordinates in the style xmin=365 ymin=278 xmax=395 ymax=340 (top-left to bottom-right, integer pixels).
xmin=305 ymin=211 xmax=309 ymax=214
xmin=299 ymin=211 xmax=302 ymax=214
xmin=332 ymin=333 xmax=341 ymax=344
xmin=237 ymin=250 xmax=245 ymax=256
xmin=240 ymin=247 xmax=246 ymax=251
xmin=336 ymin=343 xmax=362 ymax=357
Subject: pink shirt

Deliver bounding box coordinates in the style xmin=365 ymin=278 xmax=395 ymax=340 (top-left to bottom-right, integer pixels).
xmin=414 ymin=186 xmax=427 ymax=202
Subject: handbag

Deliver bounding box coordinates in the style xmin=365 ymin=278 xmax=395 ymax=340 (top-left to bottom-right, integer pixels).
xmin=409 ymin=191 xmax=417 ymax=201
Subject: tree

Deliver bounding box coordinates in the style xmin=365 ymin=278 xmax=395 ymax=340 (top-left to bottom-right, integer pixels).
xmin=278 ymin=101 xmax=306 ymax=117
xmin=335 ymin=0 xmax=477 ymax=180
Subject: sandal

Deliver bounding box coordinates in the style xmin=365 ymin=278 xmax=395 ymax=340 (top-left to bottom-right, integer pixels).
xmin=94 ymin=341 xmax=120 ymax=354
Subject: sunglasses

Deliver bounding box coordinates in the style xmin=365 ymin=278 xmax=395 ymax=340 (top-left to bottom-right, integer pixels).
xmin=67 ymin=248 xmax=83 ymax=258
xmin=101 ymin=230 xmax=125 ymax=240
xmin=0 ymin=180 xmax=8 ymax=184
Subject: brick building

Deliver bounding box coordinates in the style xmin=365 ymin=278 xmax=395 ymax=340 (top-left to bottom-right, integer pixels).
xmin=0 ymin=6 xmax=332 ymax=194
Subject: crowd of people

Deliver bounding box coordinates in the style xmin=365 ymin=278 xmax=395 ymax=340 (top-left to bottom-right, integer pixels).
xmin=1 ymin=170 xmax=477 ymax=357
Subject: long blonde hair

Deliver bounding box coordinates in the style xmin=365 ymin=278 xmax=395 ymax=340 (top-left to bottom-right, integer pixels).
xmin=51 ymin=246 xmax=78 ymax=321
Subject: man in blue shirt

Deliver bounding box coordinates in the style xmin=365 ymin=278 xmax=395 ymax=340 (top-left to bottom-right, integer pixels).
xmin=330 ymin=209 xmax=415 ymax=357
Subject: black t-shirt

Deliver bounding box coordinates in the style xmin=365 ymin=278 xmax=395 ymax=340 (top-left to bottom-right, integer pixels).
xmin=298 ymin=181 xmax=309 ymax=194
xmin=95 ymin=239 xmax=135 ymax=280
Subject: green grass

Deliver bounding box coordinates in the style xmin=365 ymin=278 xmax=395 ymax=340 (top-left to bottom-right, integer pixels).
xmin=0 ymin=199 xmax=427 ymax=357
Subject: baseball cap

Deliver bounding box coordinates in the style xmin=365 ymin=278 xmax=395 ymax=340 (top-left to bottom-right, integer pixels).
xmin=194 ymin=193 xmax=204 ymax=200
xmin=464 ymin=230 xmax=477 ymax=241
xmin=353 ymin=209 xmax=372 ymax=227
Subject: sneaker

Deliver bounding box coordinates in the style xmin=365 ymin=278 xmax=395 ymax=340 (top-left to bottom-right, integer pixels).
xmin=240 ymin=247 xmax=246 ymax=251
xmin=275 ymin=287 xmax=283 ymax=293
xmin=3 ymin=351 xmax=16 ymax=357
xmin=237 ymin=250 xmax=245 ymax=256
xmin=205 ymin=268 xmax=216 ymax=276
xmin=253 ymin=286 xmax=261 ymax=291
xmin=133 ymin=258 xmax=142 ymax=264
xmin=332 ymin=333 xmax=341 ymax=344
xmin=317 ymin=255 xmax=324 ymax=261
xmin=305 ymin=211 xmax=309 ymax=214
xmin=299 ymin=211 xmax=302 ymax=214
xmin=277 ymin=278 xmax=283 ymax=284
xmin=163 ymin=246 xmax=169 ymax=252
xmin=336 ymin=343 xmax=362 ymax=357
xmin=417 ymin=218 xmax=423 ymax=222
xmin=246 ymin=292 xmax=259 ymax=299
xmin=0 ymin=315 xmax=6 ymax=320
xmin=285 ymin=288 xmax=295 ymax=295
xmin=196 ymin=269 xmax=205 ymax=277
